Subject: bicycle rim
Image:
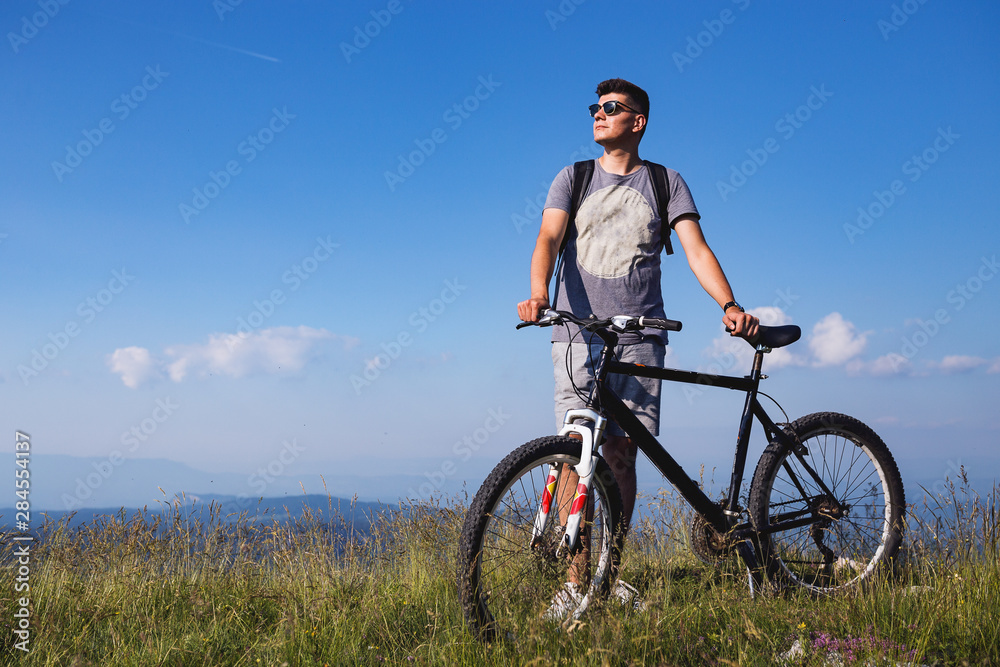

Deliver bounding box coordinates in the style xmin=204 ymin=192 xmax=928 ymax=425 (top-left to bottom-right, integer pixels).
xmin=753 ymin=416 xmax=904 ymax=592
xmin=461 ymin=440 xmax=622 ymax=640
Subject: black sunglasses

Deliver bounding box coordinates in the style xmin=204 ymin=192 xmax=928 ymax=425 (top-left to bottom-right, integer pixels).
xmin=589 ymin=100 xmax=641 ymax=117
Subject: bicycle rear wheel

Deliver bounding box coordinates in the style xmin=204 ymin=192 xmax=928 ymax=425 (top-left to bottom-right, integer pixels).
xmin=749 ymin=412 xmax=905 ymax=593
xmin=457 ymin=436 xmax=624 ymax=641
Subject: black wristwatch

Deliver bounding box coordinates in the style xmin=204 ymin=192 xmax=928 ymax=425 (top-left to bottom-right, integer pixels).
xmin=722 ymin=300 xmax=744 ymax=313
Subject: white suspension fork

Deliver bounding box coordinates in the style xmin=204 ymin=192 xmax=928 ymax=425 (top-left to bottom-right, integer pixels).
xmin=530 ymin=410 xmax=608 ymax=553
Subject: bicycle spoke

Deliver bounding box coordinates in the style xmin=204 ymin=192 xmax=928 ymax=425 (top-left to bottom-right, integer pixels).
xmin=750 ymin=413 xmax=904 ymax=593
xmin=458 ymin=439 xmax=626 ymax=640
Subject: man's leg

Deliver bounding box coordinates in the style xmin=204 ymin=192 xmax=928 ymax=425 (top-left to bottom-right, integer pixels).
xmin=554 ymin=433 xmax=635 ymax=588
xmin=556 ymin=434 xmax=590 ymax=586
xmin=552 ymin=342 xmax=594 ymax=586
xmin=601 ymin=434 xmax=637 ymax=531
xmin=602 ymin=339 xmax=662 ymax=533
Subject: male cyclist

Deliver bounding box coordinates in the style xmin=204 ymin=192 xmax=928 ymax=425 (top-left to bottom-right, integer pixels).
xmin=516 ymin=78 xmax=759 ymax=616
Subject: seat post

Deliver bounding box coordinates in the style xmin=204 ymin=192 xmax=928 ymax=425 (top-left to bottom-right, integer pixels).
xmin=750 ymin=348 xmax=766 ymax=379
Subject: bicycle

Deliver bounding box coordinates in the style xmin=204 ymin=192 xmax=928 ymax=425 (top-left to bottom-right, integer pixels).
xmin=457 ymin=309 xmax=905 ymax=641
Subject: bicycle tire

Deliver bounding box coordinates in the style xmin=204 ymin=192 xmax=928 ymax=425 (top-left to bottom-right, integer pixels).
xmin=748 ymin=412 xmax=905 ymax=593
xmin=457 ymin=435 xmax=624 ymax=641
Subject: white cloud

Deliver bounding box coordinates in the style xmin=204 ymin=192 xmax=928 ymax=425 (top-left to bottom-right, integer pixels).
xmin=872 ymin=415 xmax=900 ymax=425
xmin=167 ymin=326 xmax=337 ymax=381
xmin=933 ymin=355 xmax=989 ymax=374
xmin=848 ymin=353 xmax=911 ymax=377
xmin=809 ymin=312 xmax=869 ymax=367
xmin=701 ymin=334 xmax=754 ymax=374
xmin=663 ymin=344 xmax=678 ymax=368
xmin=109 ymin=326 xmax=356 ymax=388
xmin=847 ymin=353 xmax=1000 ymax=377
xmin=106 ymin=346 xmax=161 ymax=388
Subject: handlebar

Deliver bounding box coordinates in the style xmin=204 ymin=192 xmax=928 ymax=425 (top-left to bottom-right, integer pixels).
xmin=516 ymin=309 xmax=682 ymax=333
xmin=520 ymin=310 xmax=801 ymax=350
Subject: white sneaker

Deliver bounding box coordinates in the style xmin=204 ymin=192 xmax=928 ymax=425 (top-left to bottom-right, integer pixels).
xmin=612 ymin=580 xmax=647 ymax=613
xmin=834 ymin=556 xmax=863 ymax=573
xmin=544 ymin=582 xmax=583 ymax=621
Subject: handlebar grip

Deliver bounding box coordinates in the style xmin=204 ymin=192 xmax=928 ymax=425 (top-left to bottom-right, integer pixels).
xmin=640 ymin=317 xmax=682 ymax=332
xmin=517 ymin=308 xmax=568 ymax=330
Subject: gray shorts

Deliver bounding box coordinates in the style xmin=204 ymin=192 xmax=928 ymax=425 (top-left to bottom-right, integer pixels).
xmin=552 ymin=340 xmax=664 ymax=438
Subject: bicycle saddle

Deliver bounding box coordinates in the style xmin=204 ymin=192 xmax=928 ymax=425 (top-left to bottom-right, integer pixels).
xmin=752 ymin=325 xmax=801 ymax=349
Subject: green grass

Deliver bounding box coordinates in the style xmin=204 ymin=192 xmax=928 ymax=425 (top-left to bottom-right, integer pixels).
xmin=2 ymin=477 xmax=998 ymax=666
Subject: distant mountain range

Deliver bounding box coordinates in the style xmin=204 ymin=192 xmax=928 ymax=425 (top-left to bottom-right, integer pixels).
xmin=4 ymin=453 xmax=991 ymax=534
xmin=1 ymin=452 xmax=480 ymax=538
xmin=7 ymin=453 xmax=465 ymax=513
xmin=0 ymin=492 xmax=392 ymax=534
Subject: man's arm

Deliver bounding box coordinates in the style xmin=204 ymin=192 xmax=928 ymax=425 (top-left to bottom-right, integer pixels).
xmin=673 ymin=216 xmax=760 ymax=338
xmin=517 ymin=207 xmax=570 ymax=322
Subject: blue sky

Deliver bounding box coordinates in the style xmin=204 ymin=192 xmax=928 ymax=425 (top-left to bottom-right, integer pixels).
xmin=3 ymin=0 xmax=998 ymax=509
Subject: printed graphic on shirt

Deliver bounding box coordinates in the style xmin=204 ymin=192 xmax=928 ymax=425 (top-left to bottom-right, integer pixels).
xmin=575 ymin=184 xmax=655 ymax=279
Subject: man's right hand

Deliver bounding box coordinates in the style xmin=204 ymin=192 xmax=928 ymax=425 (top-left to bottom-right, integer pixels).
xmin=517 ymin=297 xmax=550 ymax=322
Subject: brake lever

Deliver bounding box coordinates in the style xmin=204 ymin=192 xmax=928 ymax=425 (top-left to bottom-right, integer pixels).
xmin=516 ymin=309 xmax=563 ymax=330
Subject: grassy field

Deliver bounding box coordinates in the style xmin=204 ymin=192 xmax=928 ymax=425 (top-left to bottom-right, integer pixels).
xmin=2 ymin=475 xmax=998 ymax=666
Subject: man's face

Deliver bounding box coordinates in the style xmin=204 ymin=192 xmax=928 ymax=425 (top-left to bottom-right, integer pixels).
xmin=592 ymin=93 xmax=644 ymax=146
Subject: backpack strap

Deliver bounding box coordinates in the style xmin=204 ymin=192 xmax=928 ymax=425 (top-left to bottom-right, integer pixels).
xmin=551 ymin=160 xmax=595 ymax=310
xmin=644 ymin=160 xmax=674 ymax=255
xmin=560 ymin=160 xmax=595 ymax=255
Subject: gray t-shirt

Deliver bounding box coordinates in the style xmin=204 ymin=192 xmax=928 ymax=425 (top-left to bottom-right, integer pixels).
xmin=545 ymin=160 xmax=700 ymax=344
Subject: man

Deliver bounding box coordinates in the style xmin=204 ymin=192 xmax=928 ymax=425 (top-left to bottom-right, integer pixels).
xmin=516 ymin=78 xmax=759 ymax=614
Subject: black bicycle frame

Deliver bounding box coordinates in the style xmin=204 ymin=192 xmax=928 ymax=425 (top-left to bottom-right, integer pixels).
xmin=586 ymin=327 xmax=805 ymax=538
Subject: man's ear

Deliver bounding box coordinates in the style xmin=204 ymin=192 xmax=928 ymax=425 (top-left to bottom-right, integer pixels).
xmin=631 ymin=113 xmax=646 ymax=135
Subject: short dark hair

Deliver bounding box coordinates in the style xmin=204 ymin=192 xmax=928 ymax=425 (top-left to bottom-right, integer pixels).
xmin=596 ymin=78 xmax=649 ymax=117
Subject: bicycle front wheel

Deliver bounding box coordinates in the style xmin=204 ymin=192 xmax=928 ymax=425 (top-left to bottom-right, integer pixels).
xmin=749 ymin=412 xmax=905 ymax=593
xmin=457 ymin=435 xmax=624 ymax=641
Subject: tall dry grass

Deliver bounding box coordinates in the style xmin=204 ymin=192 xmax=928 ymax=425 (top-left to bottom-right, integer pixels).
xmin=0 ymin=473 xmax=997 ymax=665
